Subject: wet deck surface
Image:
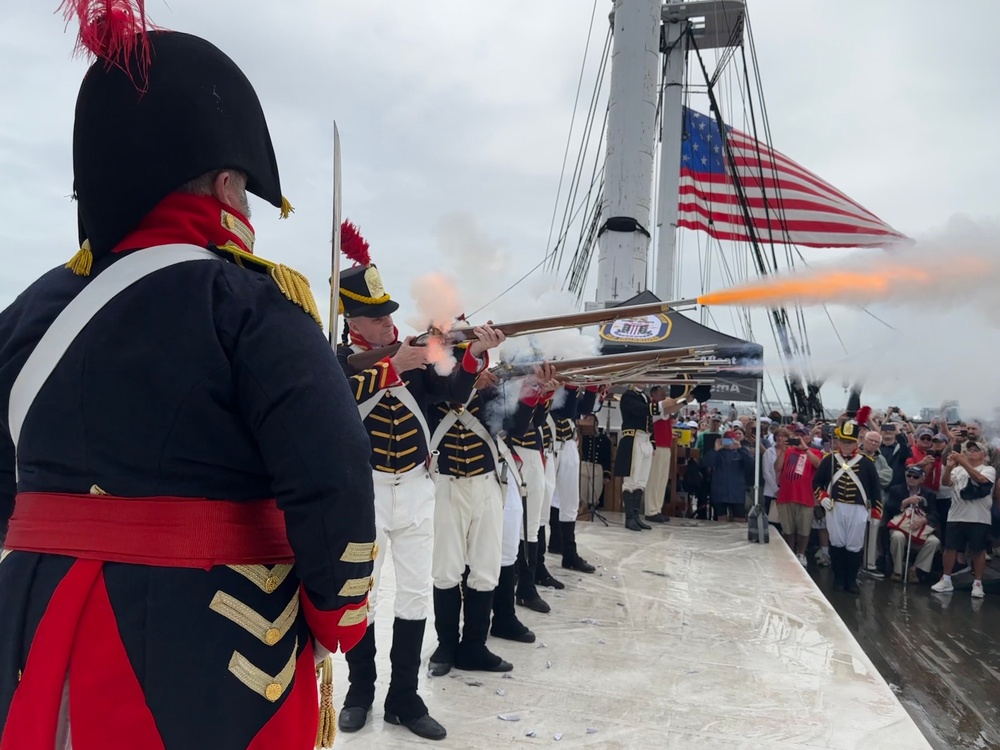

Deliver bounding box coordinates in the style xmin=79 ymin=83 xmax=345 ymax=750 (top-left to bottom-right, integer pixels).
xmin=331 ymin=518 xmax=932 ymax=748
xmin=810 ymin=559 xmax=1000 ymax=750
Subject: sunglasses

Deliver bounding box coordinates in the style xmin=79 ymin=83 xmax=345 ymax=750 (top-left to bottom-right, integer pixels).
xmin=905 ymin=472 xmax=922 ymax=478
xmin=918 ymin=436 xmax=932 ymax=440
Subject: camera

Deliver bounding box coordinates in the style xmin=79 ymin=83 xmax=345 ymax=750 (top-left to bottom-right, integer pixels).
xmin=788 ymin=437 xmax=802 ymax=447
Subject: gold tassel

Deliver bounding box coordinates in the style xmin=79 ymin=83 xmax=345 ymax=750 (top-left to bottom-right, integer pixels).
xmin=271 ymin=264 xmax=323 ymax=327
xmin=315 ymin=656 xmax=335 ymax=749
xmin=280 ymin=196 xmax=295 ymax=219
xmin=66 ymin=240 xmax=93 ymax=277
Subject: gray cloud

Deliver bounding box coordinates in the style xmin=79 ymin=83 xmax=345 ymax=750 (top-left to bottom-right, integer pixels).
xmin=2 ymin=0 xmax=997 ymax=416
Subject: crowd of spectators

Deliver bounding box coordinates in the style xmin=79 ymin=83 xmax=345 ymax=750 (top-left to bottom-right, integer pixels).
xmin=674 ymin=405 xmax=1000 ymax=597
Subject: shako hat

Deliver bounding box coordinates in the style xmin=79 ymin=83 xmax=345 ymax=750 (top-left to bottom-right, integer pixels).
xmin=834 ymin=406 xmax=870 ymax=443
xmin=338 ymin=221 xmax=398 ymax=318
xmin=66 ymin=2 xmax=289 ymax=259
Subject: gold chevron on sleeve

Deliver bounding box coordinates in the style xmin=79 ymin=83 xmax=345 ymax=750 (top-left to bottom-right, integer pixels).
xmin=210 ymin=591 xmax=300 ymax=646
xmin=338 ymin=576 xmax=374 ymax=597
xmin=339 ymin=603 xmax=369 ymax=627
xmin=340 ymin=541 xmax=378 ymax=563
xmin=226 ymin=564 xmax=294 ymax=594
xmin=228 ymin=638 xmax=298 ymax=702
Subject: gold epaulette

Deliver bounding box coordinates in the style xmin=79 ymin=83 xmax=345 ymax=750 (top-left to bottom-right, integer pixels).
xmin=214 ymin=242 xmax=322 ymax=328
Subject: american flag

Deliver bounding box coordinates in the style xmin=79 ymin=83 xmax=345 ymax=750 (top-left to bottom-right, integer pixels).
xmin=678 ymin=107 xmax=908 ymax=248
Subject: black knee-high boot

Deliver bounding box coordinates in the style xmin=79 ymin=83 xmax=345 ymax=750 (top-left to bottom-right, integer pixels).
xmin=561 ymin=520 xmax=596 ymax=573
xmin=624 ymin=490 xmax=642 ymax=532
xmin=490 ymin=564 xmax=535 ymax=642
xmin=428 ymin=585 xmax=462 ymax=676
xmin=536 ymin=526 xmax=565 ymax=589
xmin=846 ymin=550 xmax=862 ymax=594
xmin=547 ymin=506 xmax=563 ymax=554
xmin=384 ymin=618 xmax=447 ymax=740
xmin=340 ymin=624 xmax=377 ymax=731
xmin=456 ymin=585 xmax=513 ymax=672
xmin=633 ymin=490 xmax=652 ymax=529
xmin=830 ymin=546 xmax=846 ymax=591
xmin=515 ymin=540 xmax=550 ymax=613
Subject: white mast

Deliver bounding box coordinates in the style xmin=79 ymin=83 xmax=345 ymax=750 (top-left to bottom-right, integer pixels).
xmin=594 ymin=0 xmax=661 ymax=306
xmin=652 ymin=1 xmax=746 ymax=301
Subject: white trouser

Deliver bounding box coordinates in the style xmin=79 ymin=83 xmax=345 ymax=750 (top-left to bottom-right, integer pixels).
xmin=543 ymin=449 xmax=557 ymax=510
xmin=579 ymin=461 xmax=603 ymax=510
xmin=889 ymin=531 xmax=940 ymax=575
xmin=371 ymin=467 xmax=436 ymax=620
xmin=552 ymin=439 xmax=582 ymax=522
xmin=827 ymin=502 xmax=868 ymax=553
xmin=645 ymin=446 xmax=672 ymax=516
xmin=432 ymin=473 xmax=503 ymax=591
xmin=864 ymin=515 xmax=881 ymax=569
xmin=512 ymin=447 xmax=545 ymax=542
xmin=501 ymin=479 xmax=524 ymax=567
xmin=622 ymin=432 xmax=653 ymax=492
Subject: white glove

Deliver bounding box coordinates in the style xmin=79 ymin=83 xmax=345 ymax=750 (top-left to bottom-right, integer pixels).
xmin=820 ymin=495 xmax=834 ymax=512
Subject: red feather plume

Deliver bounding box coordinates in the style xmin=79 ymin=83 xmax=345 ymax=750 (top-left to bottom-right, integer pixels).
xmin=341 ymin=220 xmax=371 ymax=267
xmin=856 ymin=405 xmax=872 ymax=427
xmin=58 ymin=1 xmax=152 ymax=81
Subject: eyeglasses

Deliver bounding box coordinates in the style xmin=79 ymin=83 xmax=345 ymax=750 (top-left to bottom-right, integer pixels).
xmin=905 ymin=473 xmax=922 ymax=479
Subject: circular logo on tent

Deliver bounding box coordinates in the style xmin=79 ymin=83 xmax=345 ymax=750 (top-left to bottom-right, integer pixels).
xmin=600 ymin=314 xmax=672 ymax=343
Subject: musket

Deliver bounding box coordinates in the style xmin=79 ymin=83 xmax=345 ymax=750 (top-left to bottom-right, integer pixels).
xmin=345 ymin=298 xmax=698 ymax=370
xmin=488 ymin=346 xmax=714 ymax=380
xmin=327 ymin=123 xmax=343 ymax=348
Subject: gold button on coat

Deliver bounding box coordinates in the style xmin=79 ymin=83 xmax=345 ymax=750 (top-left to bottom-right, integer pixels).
xmin=263 ymin=576 xmax=279 ymax=593
xmin=265 ymin=682 xmax=283 ymax=701
xmin=264 ymin=628 xmax=281 ymax=646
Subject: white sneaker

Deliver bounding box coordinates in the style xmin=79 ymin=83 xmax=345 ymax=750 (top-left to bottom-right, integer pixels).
xmin=818 ymin=551 xmax=831 ymax=567
xmin=931 ymin=578 xmax=954 ymax=593
xmin=972 ymin=581 xmax=985 ymax=599
xmin=796 ymin=553 xmax=808 ymax=567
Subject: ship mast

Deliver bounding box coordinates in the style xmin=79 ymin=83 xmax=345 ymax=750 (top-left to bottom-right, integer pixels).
xmin=594 ymin=0 xmax=745 ymax=307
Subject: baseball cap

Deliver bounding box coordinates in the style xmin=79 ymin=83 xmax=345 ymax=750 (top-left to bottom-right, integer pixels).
xmin=905 ymin=465 xmax=925 ymax=478
xmin=966 ymin=440 xmax=987 ymax=453
xmin=723 ymin=431 xmax=736 ymax=439
xmin=932 ymin=433 xmax=949 ymax=443
xmin=915 ymin=427 xmax=933 ymax=438
xmin=760 ymin=417 xmax=772 ymax=424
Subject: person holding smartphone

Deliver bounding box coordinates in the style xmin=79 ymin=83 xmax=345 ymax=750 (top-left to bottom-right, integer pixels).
xmin=775 ymin=425 xmax=823 ymax=566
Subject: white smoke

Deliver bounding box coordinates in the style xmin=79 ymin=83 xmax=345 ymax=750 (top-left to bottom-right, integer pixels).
xmin=790 ymin=215 xmax=1000 ymax=425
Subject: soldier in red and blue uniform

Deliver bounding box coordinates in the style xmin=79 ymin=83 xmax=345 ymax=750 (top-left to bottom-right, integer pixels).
xmin=0 ymin=9 xmax=375 ymax=750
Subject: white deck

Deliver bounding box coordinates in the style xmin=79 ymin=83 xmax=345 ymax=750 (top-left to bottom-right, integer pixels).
xmin=331 ymin=517 xmax=933 ymax=749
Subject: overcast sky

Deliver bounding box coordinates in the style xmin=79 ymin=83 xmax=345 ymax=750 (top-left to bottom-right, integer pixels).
xmin=3 ymin=1 xmax=999 ymax=418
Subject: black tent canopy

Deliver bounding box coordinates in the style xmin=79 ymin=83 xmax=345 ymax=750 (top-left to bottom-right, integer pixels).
xmin=598 ymin=290 xmax=763 ymax=402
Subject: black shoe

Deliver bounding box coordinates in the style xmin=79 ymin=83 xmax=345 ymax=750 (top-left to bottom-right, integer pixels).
xmin=516 ymin=595 xmax=551 ymax=613
xmin=384 ymin=711 xmax=447 ymax=740
xmin=536 ymin=569 xmax=566 ymax=590
xmin=563 ymin=554 xmax=596 ymax=573
xmin=338 ymin=706 xmax=370 ymax=733
xmin=645 ymin=513 xmax=669 ymax=523
xmin=455 ymin=642 xmax=513 ymax=672
xmin=490 ymin=620 xmax=536 ymax=643
xmin=428 ymin=644 xmax=454 ymax=677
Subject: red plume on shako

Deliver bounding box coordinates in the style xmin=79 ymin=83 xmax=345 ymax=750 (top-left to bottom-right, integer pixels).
xmin=341 ymin=221 xmax=371 ymax=267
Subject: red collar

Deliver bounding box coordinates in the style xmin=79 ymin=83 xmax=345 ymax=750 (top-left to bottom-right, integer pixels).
xmin=349 ymin=326 xmax=400 ymax=351
xmin=112 ymin=193 xmax=256 ymax=255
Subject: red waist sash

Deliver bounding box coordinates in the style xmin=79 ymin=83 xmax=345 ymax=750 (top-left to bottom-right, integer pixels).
xmin=5 ymin=492 xmax=294 ymax=568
